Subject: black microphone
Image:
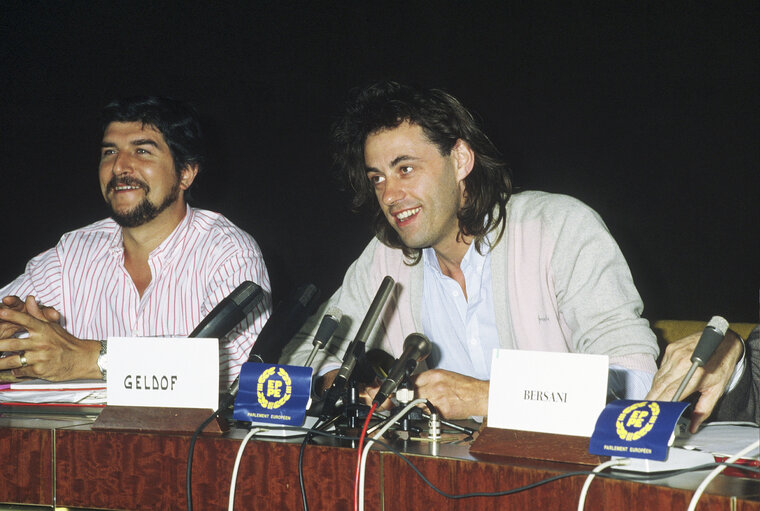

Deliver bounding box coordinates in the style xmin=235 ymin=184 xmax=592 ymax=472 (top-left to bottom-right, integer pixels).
xmin=321 ymin=276 xmax=395 ymax=418
xmin=671 ymin=315 xmax=729 ymax=402
xmin=353 ymin=348 xmax=395 ymax=385
xmin=227 ymin=283 xmax=320 ymax=399
xmin=373 ymin=333 xmax=432 ymax=406
xmin=189 ymin=281 xmax=265 ymax=339
xmin=304 ymin=306 xmax=343 ymax=367
xmin=247 ymin=283 xmax=321 ymax=365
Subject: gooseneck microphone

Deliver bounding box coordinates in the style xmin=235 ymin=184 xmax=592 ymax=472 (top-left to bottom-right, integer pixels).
xmin=373 ymin=333 xmax=432 ymax=406
xmin=189 ymin=281 xmax=265 ymax=339
xmin=671 ymin=315 xmax=730 ymax=402
xmin=321 ymin=276 xmax=395 ymax=418
xmin=304 ymin=306 xmax=343 ymax=367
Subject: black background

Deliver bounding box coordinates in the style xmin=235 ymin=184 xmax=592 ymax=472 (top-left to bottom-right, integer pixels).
xmin=1 ymin=2 xmax=758 ymax=324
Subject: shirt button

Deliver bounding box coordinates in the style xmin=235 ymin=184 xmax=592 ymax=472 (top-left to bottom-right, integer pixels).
xmin=469 ymin=338 xmax=478 ymax=346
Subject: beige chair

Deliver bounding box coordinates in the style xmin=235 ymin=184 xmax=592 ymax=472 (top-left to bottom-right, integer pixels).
xmin=652 ymin=320 xmax=756 ymax=354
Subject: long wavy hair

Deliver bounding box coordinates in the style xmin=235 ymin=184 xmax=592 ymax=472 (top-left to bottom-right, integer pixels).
xmin=332 ymin=81 xmax=512 ymax=263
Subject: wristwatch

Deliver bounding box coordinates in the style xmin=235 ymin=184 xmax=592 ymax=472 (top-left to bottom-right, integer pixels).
xmin=97 ymin=340 xmax=108 ymax=380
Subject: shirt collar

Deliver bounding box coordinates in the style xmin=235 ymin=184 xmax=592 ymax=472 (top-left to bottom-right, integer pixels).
xmin=422 ymin=233 xmax=493 ymax=276
xmin=149 ymin=204 xmax=193 ymax=264
xmin=107 ymin=204 xmax=193 ymax=265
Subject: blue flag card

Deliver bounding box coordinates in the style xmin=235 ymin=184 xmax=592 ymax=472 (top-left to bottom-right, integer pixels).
xmin=233 ymin=363 xmax=313 ymax=426
xmin=589 ymin=400 xmax=690 ymax=460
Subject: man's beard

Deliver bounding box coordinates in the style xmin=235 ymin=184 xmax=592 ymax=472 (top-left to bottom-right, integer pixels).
xmin=107 ymin=176 xmax=181 ymax=228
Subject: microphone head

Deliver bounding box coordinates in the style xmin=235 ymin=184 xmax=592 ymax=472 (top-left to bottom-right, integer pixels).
xmin=706 ymin=316 xmax=729 ymax=336
xmin=325 ymin=306 xmax=343 ymax=323
xmin=691 ymin=315 xmax=730 ymax=366
xmin=234 ymin=281 xmax=265 ymax=315
xmin=403 ymin=333 xmax=432 ymax=360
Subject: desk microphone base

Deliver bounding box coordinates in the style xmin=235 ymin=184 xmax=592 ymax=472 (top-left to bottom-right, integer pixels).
xmin=611 ymin=447 xmax=715 ymax=473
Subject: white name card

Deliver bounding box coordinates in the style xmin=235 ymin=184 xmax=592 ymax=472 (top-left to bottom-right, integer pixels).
xmin=487 ymin=349 xmax=608 ymax=437
xmin=106 ymin=337 xmax=219 ymax=410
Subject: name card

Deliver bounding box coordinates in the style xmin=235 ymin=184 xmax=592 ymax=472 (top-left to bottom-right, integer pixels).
xmin=487 ymin=349 xmax=608 ymax=437
xmin=106 ymin=337 xmax=219 ymax=410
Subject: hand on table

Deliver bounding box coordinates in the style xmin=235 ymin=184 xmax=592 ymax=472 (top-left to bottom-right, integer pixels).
xmin=0 ymin=296 xmax=100 ymax=381
xmin=0 ymin=295 xmax=61 ymax=338
xmin=646 ymin=330 xmax=744 ymax=432
xmin=410 ymin=369 xmax=489 ymax=419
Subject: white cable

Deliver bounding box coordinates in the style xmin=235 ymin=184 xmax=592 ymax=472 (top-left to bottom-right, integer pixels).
xmin=358 ymin=398 xmax=428 ymax=511
xmin=228 ymin=427 xmax=265 ymax=511
xmin=577 ymin=458 xmax=630 ymax=511
xmin=686 ymin=439 xmax=759 ymax=511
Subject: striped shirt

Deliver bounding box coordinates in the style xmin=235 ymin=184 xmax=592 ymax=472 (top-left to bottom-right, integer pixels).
xmin=0 ymin=206 xmax=272 ymax=387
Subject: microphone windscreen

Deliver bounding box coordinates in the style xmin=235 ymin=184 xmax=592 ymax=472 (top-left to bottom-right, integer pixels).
xmin=691 ymin=315 xmax=729 ymax=366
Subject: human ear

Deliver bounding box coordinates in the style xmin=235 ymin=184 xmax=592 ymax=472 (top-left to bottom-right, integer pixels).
xmin=179 ymin=164 xmax=199 ymax=190
xmin=451 ymin=139 xmax=475 ymax=182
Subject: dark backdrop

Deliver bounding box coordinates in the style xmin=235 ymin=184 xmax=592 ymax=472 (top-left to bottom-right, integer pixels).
xmin=1 ymin=2 xmax=758 ymax=324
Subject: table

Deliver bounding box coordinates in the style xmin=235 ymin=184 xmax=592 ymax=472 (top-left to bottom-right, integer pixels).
xmin=1 ymin=413 xmax=758 ymax=510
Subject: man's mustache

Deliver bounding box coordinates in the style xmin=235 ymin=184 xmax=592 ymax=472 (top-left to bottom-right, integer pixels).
xmin=106 ymin=176 xmax=149 ymax=194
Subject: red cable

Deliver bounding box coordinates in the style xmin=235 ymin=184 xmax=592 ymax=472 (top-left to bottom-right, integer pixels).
xmin=354 ymin=401 xmax=378 ymax=511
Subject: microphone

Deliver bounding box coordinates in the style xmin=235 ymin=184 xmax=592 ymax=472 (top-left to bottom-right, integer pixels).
xmin=671 ymin=315 xmax=730 ymax=402
xmin=373 ymin=333 xmax=432 ymax=406
xmin=227 ymin=283 xmax=320 ymax=399
xmin=247 ymin=283 xmax=320 ymax=364
xmin=189 ymin=281 xmax=265 ymax=339
xmin=353 ymin=348 xmax=395 ymax=385
xmin=304 ymin=306 xmax=343 ymax=367
xmin=321 ymin=276 xmax=395 ymax=418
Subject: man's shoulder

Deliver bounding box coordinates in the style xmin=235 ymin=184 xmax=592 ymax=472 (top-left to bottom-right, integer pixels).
xmin=507 ymin=191 xmax=603 ymax=229
xmin=58 ymin=217 xmax=119 ymax=247
xmin=186 ymin=208 xmax=261 ymax=251
xmin=508 ymin=190 xmax=592 ymax=216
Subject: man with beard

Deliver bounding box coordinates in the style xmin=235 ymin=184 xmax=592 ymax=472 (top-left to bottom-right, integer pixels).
xmin=0 ymin=97 xmax=271 ymax=387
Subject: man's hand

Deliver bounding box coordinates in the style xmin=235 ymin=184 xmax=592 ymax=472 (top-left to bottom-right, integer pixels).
xmin=316 ymin=369 xmax=339 ymax=396
xmin=0 ymin=295 xmax=61 ymax=338
xmin=411 ymin=369 xmax=489 ymax=419
xmin=0 ymin=298 xmax=101 ymax=381
xmin=646 ymin=330 xmax=744 ymax=432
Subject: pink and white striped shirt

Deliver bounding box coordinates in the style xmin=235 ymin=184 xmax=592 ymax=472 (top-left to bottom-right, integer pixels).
xmin=0 ymin=206 xmax=272 ymax=387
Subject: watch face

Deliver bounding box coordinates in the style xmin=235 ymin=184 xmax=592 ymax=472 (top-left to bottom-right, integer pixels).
xmin=97 ymin=352 xmax=108 ymax=380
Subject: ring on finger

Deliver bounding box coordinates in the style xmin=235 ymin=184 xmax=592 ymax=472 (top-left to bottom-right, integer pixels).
xmin=19 ymin=354 xmax=28 ymax=368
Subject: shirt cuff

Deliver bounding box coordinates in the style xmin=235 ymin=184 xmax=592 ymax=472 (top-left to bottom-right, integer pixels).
xmin=608 ymin=364 xmax=654 ymax=400
xmin=724 ymin=335 xmax=746 ymax=394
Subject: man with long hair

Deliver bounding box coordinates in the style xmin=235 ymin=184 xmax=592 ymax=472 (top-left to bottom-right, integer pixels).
xmin=0 ymin=97 xmax=271 ymax=387
xmin=283 ymin=82 xmax=658 ymax=418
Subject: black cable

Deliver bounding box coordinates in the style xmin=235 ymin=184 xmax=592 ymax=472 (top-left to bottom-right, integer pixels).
xmin=303 ymin=428 xmax=760 ymax=500
xmin=298 ymin=431 xmax=311 ymax=511
xmin=369 ymin=440 xmax=760 ymax=499
xmin=211 ymin=419 xmax=759 ymax=507
xmin=186 ymin=394 xmax=233 ymax=511
xmin=298 ymin=417 xmax=327 ymax=511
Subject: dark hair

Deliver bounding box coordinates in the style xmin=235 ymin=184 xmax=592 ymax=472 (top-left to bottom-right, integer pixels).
xmin=332 ymin=81 xmax=512 ymax=262
xmin=100 ymin=96 xmax=205 ymax=184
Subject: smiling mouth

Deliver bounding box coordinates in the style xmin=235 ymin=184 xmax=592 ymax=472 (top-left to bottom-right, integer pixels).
xmin=394 ymin=207 xmax=421 ymax=223
xmin=107 ymin=177 xmax=147 ymax=195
